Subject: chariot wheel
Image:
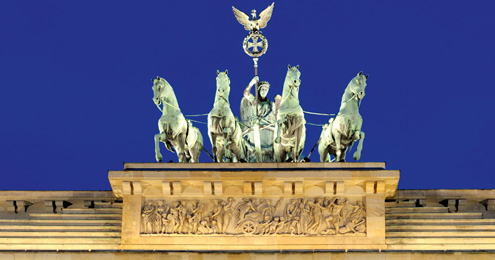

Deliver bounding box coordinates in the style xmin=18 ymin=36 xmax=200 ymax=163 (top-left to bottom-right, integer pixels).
xmin=241 ymin=220 xmax=256 ymax=234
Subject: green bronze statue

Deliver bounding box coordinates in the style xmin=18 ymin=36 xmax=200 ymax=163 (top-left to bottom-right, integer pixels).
xmin=318 ymin=72 xmax=368 ymax=162
xmin=240 ymin=76 xmax=278 ymax=162
xmin=207 ymin=70 xmax=245 ymax=162
xmin=152 ymin=77 xmax=203 ymax=163
xmin=273 ymin=65 xmax=306 ymax=162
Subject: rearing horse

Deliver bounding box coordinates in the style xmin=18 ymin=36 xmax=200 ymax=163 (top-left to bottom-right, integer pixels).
xmin=152 ymin=76 xmax=203 ymax=163
xmin=318 ymin=71 xmax=368 ymax=162
xmin=207 ymin=70 xmax=244 ymax=162
xmin=274 ymin=65 xmax=306 ymax=162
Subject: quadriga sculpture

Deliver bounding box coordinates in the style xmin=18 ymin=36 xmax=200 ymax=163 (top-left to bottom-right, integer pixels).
xmin=273 ymin=65 xmax=306 ymax=162
xmin=152 ymin=76 xmax=203 ymax=162
xmin=318 ymin=72 xmax=368 ymax=162
xmin=207 ymin=70 xmax=244 ymax=162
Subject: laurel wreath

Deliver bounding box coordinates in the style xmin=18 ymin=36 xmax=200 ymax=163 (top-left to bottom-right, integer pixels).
xmin=242 ymin=33 xmax=268 ymax=58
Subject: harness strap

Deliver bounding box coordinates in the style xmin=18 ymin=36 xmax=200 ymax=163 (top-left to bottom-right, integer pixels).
xmin=162 ymin=99 xmax=181 ymax=111
xmin=155 ymin=103 xmax=163 ymax=113
xmin=280 ymin=85 xmax=298 ymax=104
xmin=342 ymin=93 xmax=357 ymax=104
xmin=303 ymin=111 xmax=335 ymax=116
xmin=342 ymin=93 xmax=362 ymax=108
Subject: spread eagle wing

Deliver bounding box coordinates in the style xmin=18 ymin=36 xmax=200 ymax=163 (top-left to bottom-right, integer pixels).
xmin=232 ymin=6 xmax=251 ymax=31
xmin=258 ymin=2 xmax=274 ymax=29
xmin=240 ymin=97 xmax=254 ymax=123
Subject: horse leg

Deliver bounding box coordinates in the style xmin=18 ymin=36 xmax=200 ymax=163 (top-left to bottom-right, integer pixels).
xmin=273 ymin=143 xmax=279 ymax=162
xmin=274 ymin=120 xmax=283 ymax=144
xmin=353 ymin=131 xmax=365 ymax=161
xmin=177 ymin=133 xmax=186 ymax=163
xmin=189 ymin=144 xmax=197 ymax=163
xmin=294 ymin=126 xmax=303 ymax=162
xmin=334 ymin=132 xmax=344 ymax=162
xmin=217 ymin=143 xmax=226 ymax=163
xmin=211 ymin=133 xmax=218 ymax=162
xmin=223 ymin=127 xmax=232 ymax=162
xmin=290 ymin=143 xmax=297 ymax=162
xmin=282 ymin=146 xmax=290 ymax=162
xmin=318 ymin=142 xmax=330 ymax=162
xmin=236 ymin=137 xmax=247 ymax=162
xmin=190 ymin=140 xmax=201 ymax=163
xmin=190 ymin=130 xmax=203 ymax=163
xmin=341 ymin=146 xmax=347 ymax=162
xmin=213 ymin=133 xmax=226 ymax=162
xmin=290 ymin=128 xmax=298 ymax=162
xmin=274 ymin=142 xmax=283 ymax=163
xmin=229 ymin=142 xmax=242 ymax=163
xmin=154 ymin=133 xmax=166 ymax=162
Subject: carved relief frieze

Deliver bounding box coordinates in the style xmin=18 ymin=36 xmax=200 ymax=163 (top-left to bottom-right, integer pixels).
xmin=141 ymin=197 xmax=366 ymax=236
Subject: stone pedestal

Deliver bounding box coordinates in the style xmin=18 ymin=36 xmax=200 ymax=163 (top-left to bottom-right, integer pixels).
xmin=108 ymin=162 xmax=399 ymax=251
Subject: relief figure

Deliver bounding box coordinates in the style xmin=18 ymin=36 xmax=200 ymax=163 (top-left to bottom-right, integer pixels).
xmin=140 ymin=196 xmax=366 ymax=236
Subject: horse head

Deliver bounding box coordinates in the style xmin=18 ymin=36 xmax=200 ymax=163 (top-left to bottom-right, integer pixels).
xmin=215 ymin=70 xmax=231 ymax=104
xmin=152 ymin=76 xmax=172 ymax=106
xmin=283 ymin=65 xmax=301 ymax=101
xmin=347 ymin=71 xmax=368 ymax=102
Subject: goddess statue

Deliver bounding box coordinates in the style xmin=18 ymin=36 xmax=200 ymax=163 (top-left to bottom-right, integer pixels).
xmin=240 ymin=76 xmax=278 ymax=162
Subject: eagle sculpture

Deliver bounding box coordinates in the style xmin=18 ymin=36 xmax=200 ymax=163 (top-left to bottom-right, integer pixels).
xmin=232 ymin=2 xmax=274 ymax=32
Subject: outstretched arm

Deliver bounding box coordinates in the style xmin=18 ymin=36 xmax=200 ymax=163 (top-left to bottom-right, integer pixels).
xmin=244 ymin=76 xmax=259 ymax=102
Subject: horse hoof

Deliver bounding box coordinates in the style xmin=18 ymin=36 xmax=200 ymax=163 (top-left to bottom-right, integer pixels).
xmin=301 ymin=157 xmax=310 ymax=162
xmin=285 ymin=158 xmax=293 ymax=163
xmin=239 ymin=159 xmax=247 ymax=163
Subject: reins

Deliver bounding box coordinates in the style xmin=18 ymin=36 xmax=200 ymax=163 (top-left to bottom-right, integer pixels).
xmin=156 ymin=98 xmax=181 ymax=113
xmin=342 ymin=92 xmax=362 ymax=108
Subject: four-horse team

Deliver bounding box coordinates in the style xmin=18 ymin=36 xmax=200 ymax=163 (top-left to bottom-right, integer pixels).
xmin=152 ymin=67 xmax=368 ymax=163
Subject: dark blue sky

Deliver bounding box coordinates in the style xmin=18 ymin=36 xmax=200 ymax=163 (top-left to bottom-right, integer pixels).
xmin=1 ymin=1 xmax=494 ymax=191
